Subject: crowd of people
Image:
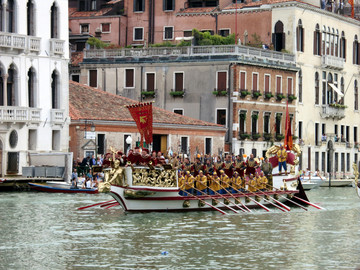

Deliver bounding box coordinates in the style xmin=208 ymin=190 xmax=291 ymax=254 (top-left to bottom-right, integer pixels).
xmin=71 ymin=144 xmax=291 ymax=193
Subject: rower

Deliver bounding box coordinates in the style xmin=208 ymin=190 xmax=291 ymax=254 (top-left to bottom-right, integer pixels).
xmin=231 ymin=171 xmax=241 ymax=194
xmin=183 ymin=171 xmax=194 ymax=196
xmin=209 ymin=172 xmax=221 ymax=195
xmin=219 ymin=170 xmax=230 ymax=194
xmin=195 ymin=170 xmax=208 ymax=195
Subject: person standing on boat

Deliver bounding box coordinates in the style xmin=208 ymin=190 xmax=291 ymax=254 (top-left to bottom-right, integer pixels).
xmin=182 ymin=157 xmax=192 ymax=173
xmin=191 ymin=157 xmax=203 ymax=177
xmin=277 ymin=144 xmax=288 ymax=174
xmin=203 ymin=158 xmax=214 ymax=175
xmin=245 ymin=154 xmax=258 ymax=175
xmin=223 ymin=154 xmax=234 ymax=178
xmin=261 ymin=157 xmax=273 ymax=189
xmin=178 ymin=171 xmax=185 ymax=196
xmin=195 ymin=170 xmax=208 ymax=195
xmin=214 ymin=156 xmax=224 ymax=175
xmin=234 ymin=155 xmax=246 ymax=177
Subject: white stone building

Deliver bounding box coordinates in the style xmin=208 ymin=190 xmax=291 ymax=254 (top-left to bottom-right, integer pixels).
xmin=0 ymin=0 xmax=69 ymax=177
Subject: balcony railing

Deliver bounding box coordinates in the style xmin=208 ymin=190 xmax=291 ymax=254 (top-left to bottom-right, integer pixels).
xmin=84 ymin=45 xmax=296 ymax=66
xmin=0 ymin=32 xmax=41 ymax=53
xmin=0 ymin=106 xmax=41 ymax=123
xmin=49 ymin=39 xmax=65 ymax=56
xmin=321 ymin=55 xmax=345 ymax=70
xmin=321 ymin=104 xmax=346 ymax=119
xmin=51 ymin=109 xmax=65 ymax=125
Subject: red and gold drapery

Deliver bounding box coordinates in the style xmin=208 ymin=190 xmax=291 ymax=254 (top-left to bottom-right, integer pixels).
xmin=126 ymin=102 xmax=153 ymax=146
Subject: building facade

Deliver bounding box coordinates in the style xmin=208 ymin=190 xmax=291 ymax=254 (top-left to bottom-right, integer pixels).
xmin=0 ymin=0 xmax=69 ymax=177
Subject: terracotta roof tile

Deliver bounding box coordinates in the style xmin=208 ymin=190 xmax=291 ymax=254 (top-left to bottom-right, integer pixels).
xmin=177 ymin=7 xmax=218 ymax=14
xmin=69 ymin=81 xmax=223 ymax=128
xmin=70 ymin=52 xmax=84 ymax=67
xmin=69 ymin=7 xmax=113 ymax=18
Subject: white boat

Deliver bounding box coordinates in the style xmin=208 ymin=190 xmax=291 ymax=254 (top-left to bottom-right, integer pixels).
xmin=301 ymin=180 xmax=322 ymax=190
xmin=100 ymin=167 xmax=309 ymax=213
xmin=319 ymin=179 xmax=353 ymax=187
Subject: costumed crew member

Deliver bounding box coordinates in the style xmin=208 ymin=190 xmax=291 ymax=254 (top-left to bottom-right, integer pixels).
xmin=219 ymin=170 xmax=230 ymax=194
xmin=231 ymin=171 xmax=242 ymax=193
xmin=178 ymin=171 xmax=186 ymax=196
xmin=234 ymin=155 xmax=246 ymax=177
xmin=208 ymin=172 xmax=221 ymax=195
xmin=261 ymin=157 xmax=273 ymax=189
xmin=183 ymin=171 xmax=195 ymax=196
xmin=277 ymin=144 xmax=288 ymax=174
xmin=245 ymin=154 xmax=258 ymax=175
xmin=195 ymin=170 xmax=208 ymax=195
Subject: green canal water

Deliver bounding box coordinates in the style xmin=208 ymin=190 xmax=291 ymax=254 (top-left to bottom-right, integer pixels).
xmin=0 ymin=187 xmax=359 ymax=269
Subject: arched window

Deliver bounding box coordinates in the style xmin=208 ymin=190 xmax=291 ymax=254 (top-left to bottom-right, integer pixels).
xmin=298 ymin=69 xmax=302 ymax=103
xmin=7 ymin=64 xmax=17 ymax=106
xmin=27 ymin=68 xmax=36 ymax=107
xmin=313 ymin=24 xmax=321 ymax=55
xmin=340 ymin=31 xmax=346 ymax=59
xmin=326 ymin=27 xmax=330 ymax=55
xmin=296 ymin=19 xmax=304 ymax=52
xmin=27 ymin=0 xmax=35 ymax=36
xmin=355 ymin=80 xmax=358 ymax=110
xmin=50 ymin=2 xmax=58 ymax=38
xmin=273 ymin=21 xmax=285 ymax=52
xmin=315 ymin=72 xmax=319 ymax=105
xmin=327 ymin=73 xmax=333 ymax=105
xmin=353 ymin=35 xmax=360 ymax=65
xmin=330 ymin=28 xmax=335 ymax=56
xmin=322 ymin=26 xmax=326 ymax=55
xmin=51 ymin=70 xmax=59 ymax=109
xmin=6 ymin=0 xmax=15 ymax=33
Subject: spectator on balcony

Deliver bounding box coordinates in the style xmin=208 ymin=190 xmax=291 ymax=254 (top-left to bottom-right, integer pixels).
xmin=321 ymin=134 xmax=327 ymax=142
xmin=334 ymin=134 xmax=339 ymax=142
xmin=341 ymin=134 xmax=345 ymax=142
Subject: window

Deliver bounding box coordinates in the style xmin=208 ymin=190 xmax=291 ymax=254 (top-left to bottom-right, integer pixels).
xmin=347 ymin=153 xmax=350 ymax=172
xmin=216 ymin=71 xmax=227 ymax=91
xmin=340 ymin=31 xmax=346 ymax=59
xmin=28 ymin=68 xmax=36 ymax=108
xmin=252 ymin=73 xmax=259 ymax=91
xmin=273 ymin=21 xmax=285 ymax=52
xmin=134 ymin=0 xmax=145 ymax=12
xmin=180 ymin=137 xmax=188 ymax=154
xmin=315 ymin=152 xmax=319 ymax=171
xmin=7 ymin=152 xmax=19 ymax=173
xmin=125 ymin=69 xmax=135 ymax=88
xmin=287 ymin=77 xmax=293 ymax=95
xmin=6 ymin=66 xmax=16 ymax=106
xmin=163 ymin=0 xmax=175 ymax=11
xmin=205 ymin=138 xmax=212 ymax=155
xmin=322 ymin=123 xmax=326 ymax=138
xmin=315 ymin=123 xmax=319 ymax=145
xmin=219 ymin=29 xmax=230 ymax=37
xmin=27 ymin=0 xmax=35 ymax=36
xmin=341 ymin=153 xmax=345 ymax=172
xmin=355 ymin=80 xmax=358 ymax=110
xmin=80 ymin=24 xmax=89 ymax=34
xmin=97 ymin=134 xmax=105 ymax=155
xmin=346 ymin=125 xmax=350 ymax=143
xmin=52 ymin=130 xmax=60 ymax=151
xmin=314 ymin=24 xmax=321 ymax=55
xmin=296 ymin=19 xmax=304 ymax=52
xmin=322 ymin=71 xmax=326 ymax=105
xmin=188 ymin=0 xmax=218 ymax=7
xmin=239 ymin=111 xmax=246 ymax=134
xmin=184 ymin=30 xmax=192 ymax=37
xmin=173 ymin=109 xmax=183 ymax=115
xmin=354 ymin=126 xmax=358 ymax=143
xmin=239 ymin=71 xmax=246 ymax=90
xmin=51 ymin=70 xmax=59 ymax=109
xmin=201 ymin=29 xmax=214 ymax=35
xmin=101 ymin=23 xmax=110 ymax=33
xmin=335 ymin=152 xmax=339 ymax=171
xmin=264 ymin=112 xmax=270 ymax=134
xmin=275 ymin=113 xmax=282 ymax=134
xmin=276 ymin=76 xmax=282 ymax=94
xmin=164 ymin=26 xmax=174 ymax=40
xmin=174 ymin=72 xmax=184 ymax=91
xmin=28 ymin=129 xmax=37 ymax=150
xmin=146 ymin=73 xmax=155 ymax=91
xmin=353 ymin=35 xmax=360 ymax=65
xmin=216 ymin=109 xmax=226 ymax=126
xmin=340 ymin=77 xmax=345 ymax=104
xmin=134 ymin=27 xmax=144 ymax=41
xmin=7 ymin=0 xmax=15 ymax=33
xmin=251 ymin=112 xmax=258 ymax=134
xmin=50 ymin=2 xmax=58 ymax=38
xmin=124 ymin=135 xmax=131 ymax=154
xmin=91 ymin=0 xmax=97 ymax=10
xmin=335 ymin=124 xmax=338 ymax=137
xmin=298 ymin=121 xmax=303 ymax=139
xmin=315 ymin=72 xmax=319 ymax=105
xmin=9 ymin=130 xmax=18 ymax=148
xmin=322 ymin=152 xmax=326 ymax=172
xmin=264 ymin=74 xmax=270 ymax=93
xmin=89 ymin=70 xmax=97 ymax=88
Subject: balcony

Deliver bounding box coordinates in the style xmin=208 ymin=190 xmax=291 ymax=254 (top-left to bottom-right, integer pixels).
xmin=51 ymin=109 xmax=65 ymax=125
xmin=321 ymin=55 xmax=345 ymax=70
xmin=0 ymin=32 xmax=41 ymax=53
xmin=49 ymin=39 xmax=65 ymax=56
xmin=0 ymin=106 xmax=41 ymax=123
xmin=320 ymin=104 xmax=346 ymax=119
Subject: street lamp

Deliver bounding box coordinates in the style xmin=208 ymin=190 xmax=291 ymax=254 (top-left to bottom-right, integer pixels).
xmin=126 ymin=135 xmax=132 ymax=154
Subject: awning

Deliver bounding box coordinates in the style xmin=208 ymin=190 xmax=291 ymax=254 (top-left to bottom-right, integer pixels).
xmin=328 ymin=83 xmax=344 ymax=97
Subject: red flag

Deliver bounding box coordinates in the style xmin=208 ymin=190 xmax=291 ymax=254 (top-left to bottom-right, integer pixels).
xmin=284 ymin=100 xmax=293 ymax=150
xmin=126 ymin=102 xmax=153 ymax=146
xmin=349 ymin=0 xmax=355 ymax=18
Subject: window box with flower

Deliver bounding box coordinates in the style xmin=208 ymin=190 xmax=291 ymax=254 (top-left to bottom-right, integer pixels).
xmin=213 ymin=89 xmax=228 ymax=96
xmin=276 ymin=93 xmax=286 ymax=101
xmin=239 ymin=132 xmax=250 ymax=140
xmin=240 ymin=89 xmax=251 ymax=98
xmin=264 ymin=92 xmax=274 ymax=99
xmin=142 ymin=90 xmax=156 ymax=99
xmin=170 ymin=89 xmax=185 ymax=97
xmin=288 ymin=94 xmax=297 ymax=102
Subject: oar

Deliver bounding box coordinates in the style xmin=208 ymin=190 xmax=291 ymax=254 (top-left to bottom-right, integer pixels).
xmin=215 ymin=182 xmax=250 ymax=212
xmin=104 ymin=202 xmax=120 ymax=209
xmin=100 ymin=201 xmax=119 ymax=208
xmin=77 ymin=199 xmax=116 ymax=210
xmin=247 ymin=182 xmax=291 ymax=212
xmin=262 ymin=183 xmax=308 ymax=211
xmin=230 ymin=184 xmax=271 ymax=212
xmin=193 ymin=186 xmax=246 ymax=213
xmin=182 ymin=190 xmax=228 ymax=215
xmin=266 ymin=183 xmax=325 ymax=210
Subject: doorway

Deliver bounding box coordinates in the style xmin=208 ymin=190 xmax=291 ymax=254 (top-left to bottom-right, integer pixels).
xmin=152 ymin=134 xmax=167 ymax=154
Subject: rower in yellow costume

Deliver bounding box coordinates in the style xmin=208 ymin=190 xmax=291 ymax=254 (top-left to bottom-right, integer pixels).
xmin=178 ymin=171 xmax=186 ymax=196
xmin=208 ymin=172 xmax=221 ymax=195
xmin=219 ymin=170 xmax=230 ymax=194
xmin=184 ymin=171 xmax=194 ymax=196
xmin=259 ymin=171 xmax=268 ymax=191
xmin=231 ymin=171 xmax=242 ymax=193
xmin=195 ymin=170 xmax=208 ymax=195
xmin=247 ymin=174 xmax=257 ymax=192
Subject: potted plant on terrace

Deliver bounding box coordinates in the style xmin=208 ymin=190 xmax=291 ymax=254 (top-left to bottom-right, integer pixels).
xmin=263 ymin=133 xmax=272 ymax=141
xmin=251 ymin=133 xmax=261 ymax=140
xmin=275 ymin=133 xmax=285 ymax=141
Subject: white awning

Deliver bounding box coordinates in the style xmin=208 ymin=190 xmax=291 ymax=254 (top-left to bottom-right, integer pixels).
xmin=328 ymin=83 xmax=344 ymax=97
xmin=175 ymin=37 xmax=194 ymax=41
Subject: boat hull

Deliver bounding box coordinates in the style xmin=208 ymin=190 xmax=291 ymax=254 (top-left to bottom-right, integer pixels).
xmin=28 ymin=183 xmax=98 ymax=194
xmin=319 ymin=179 xmax=353 ymax=187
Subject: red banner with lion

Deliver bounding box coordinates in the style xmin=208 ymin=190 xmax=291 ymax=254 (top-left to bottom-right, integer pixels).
xmin=126 ymin=102 xmax=153 ymax=146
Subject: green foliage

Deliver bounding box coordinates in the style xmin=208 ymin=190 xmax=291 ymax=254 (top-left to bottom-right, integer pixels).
xmin=288 ymin=94 xmax=297 ymax=101
xmin=170 ymin=91 xmax=185 ymax=97
xmin=177 ymin=40 xmax=191 ymax=47
xmin=87 ymin=37 xmax=109 ymax=49
xmin=276 ymin=93 xmax=286 ymax=101
xmin=263 ymin=133 xmax=272 ymax=141
xmin=192 ymin=29 xmax=235 ymax=46
xmin=150 ymin=41 xmax=175 ymax=47
xmin=240 ymin=90 xmax=251 ymax=97
xmin=252 ymin=133 xmax=261 ymax=140
xmin=213 ymin=90 xmax=227 ymax=96
xmin=253 ymin=91 xmax=262 ymax=98
xmin=265 ymin=93 xmax=274 ymax=99
xmin=251 ymin=114 xmax=259 ymax=120
xmin=240 ymin=112 xmax=246 ymax=120
xmin=239 ymin=133 xmax=250 ymax=140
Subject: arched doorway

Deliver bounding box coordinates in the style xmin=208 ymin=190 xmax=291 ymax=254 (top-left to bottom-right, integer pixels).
xmin=273 ymin=21 xmax=285 ymax=52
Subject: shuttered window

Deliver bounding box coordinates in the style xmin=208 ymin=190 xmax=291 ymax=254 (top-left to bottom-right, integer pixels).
xmin=239 ymin=71 xmax=246 ymax=90
xmin=89 ymin=70 xmax=97 ymax=88
xmin=252 ymin=73 xmax=258 ymax=91
xmin=146 ymin=73 xmax=155 ymax=91
xmin=217 ymin=71 xmax=227 ymax=91
xmin=175 ymin=73 xmax=183 ymax=91
xmin=287 ymin=77 xmax=293 ymax=95
xmin=125 ymin=69 xmax=134 ymax=88
xmin=276 ymin=76 xmax=282 ymax=94
xmin=264 ymin=74 xmax=270 ymax=93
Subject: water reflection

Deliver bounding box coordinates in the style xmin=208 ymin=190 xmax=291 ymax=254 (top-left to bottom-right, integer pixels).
xmin=0 ymin=188 xmax=360 ymax=269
